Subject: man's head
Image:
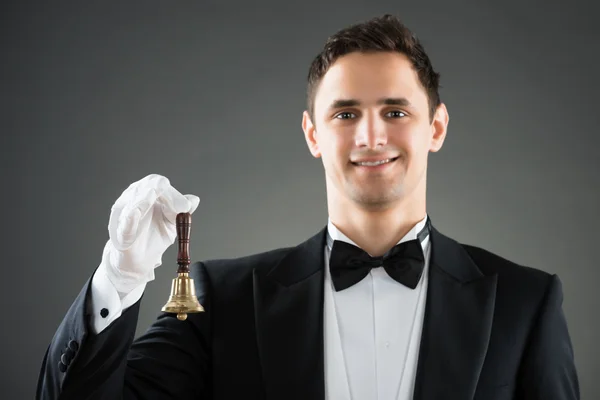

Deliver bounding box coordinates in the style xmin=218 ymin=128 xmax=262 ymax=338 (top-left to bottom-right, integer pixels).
xmin=306 ymin=15 xmax=442 ymax=125
xmin=302 ymin=15 xmax=449 ymax=214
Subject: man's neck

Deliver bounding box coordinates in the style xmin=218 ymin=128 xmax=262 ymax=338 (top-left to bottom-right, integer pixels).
xmin=328 ymin=200 xmax=426 ymax=257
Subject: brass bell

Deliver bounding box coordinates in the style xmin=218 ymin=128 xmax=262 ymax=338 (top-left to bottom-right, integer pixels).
xmin=161 ymin=212 xmax=204 ymax=321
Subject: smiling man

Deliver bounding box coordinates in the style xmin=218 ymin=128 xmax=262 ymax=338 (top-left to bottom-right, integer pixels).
xmin=37 ymin=14 xmax=579 ymax=400
xmin=303 ymin=49 xmax=445 ymax=257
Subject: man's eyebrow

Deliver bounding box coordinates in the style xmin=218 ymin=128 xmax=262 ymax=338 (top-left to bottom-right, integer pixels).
xmin=379 ymin=97 xmax=412 ymax=107
xmin=328 ymin=97 xmax=413 ymax=109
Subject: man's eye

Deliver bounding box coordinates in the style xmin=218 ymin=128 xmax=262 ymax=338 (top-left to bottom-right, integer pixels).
xmin=335 ymin=112 xmax=356 ymax=119
xmin=386 ymin=110 xmax=406 ymax=118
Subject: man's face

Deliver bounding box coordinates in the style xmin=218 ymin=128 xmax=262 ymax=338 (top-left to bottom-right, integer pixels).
xmin=303 ymin=51 xmax=448 ymax=211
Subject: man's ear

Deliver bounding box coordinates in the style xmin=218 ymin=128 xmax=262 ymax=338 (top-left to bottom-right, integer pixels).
xmin=302 ymin=110 xmax=321 ymax=158
xmin=429 ymin=103 xmax=449 ymax=153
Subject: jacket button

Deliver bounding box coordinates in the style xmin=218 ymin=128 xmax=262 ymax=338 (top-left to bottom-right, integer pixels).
xmin=62 ymin=349 xmax=75 ymax=364
xmin=60 ymin=353 xmax=71 ymax=365
xmin=68 ymin=340 xmax=79 ymax=352
xmin=58 ymin=361 xmax=67 ymax=373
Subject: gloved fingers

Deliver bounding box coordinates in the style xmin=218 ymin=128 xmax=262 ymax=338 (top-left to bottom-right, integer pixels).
xmin=108 ymin=174 xmax=198 ymax=249
xmin=112 ymin=174 xmax=169 ymax=208
xmin=184 ymin=194 xmax=200 ymax=214
xmin=109 ymin=187 xmax=159 ymax=251
xmin=158 ymin=184 xmax=199 ymax=224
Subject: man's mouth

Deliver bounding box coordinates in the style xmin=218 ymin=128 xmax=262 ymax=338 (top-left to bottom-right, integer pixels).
xmin=351 ymin=157 xmax=399 ymax=167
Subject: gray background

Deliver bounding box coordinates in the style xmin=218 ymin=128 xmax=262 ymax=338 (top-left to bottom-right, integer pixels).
xmin=2 ymin=0 xmax=598 ymax=398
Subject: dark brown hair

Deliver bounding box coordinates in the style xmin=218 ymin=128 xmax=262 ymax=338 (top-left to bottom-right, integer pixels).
xmin=306 ymin=14 xmax=441 ymax=123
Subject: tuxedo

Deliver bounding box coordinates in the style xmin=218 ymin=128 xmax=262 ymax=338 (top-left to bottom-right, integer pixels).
xmin=36 ymin=221 xmax=579 ymax=399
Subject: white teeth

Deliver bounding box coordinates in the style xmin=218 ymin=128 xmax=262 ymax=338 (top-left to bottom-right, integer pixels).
xmin=355 ymin=158 xmax=393 ymax=166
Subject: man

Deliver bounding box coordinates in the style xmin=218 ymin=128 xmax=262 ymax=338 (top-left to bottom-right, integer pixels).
xmin=37 ymin=14 xmax=579 ymax=399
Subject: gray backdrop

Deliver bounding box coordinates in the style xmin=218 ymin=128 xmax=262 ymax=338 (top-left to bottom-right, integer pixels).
xmin=2 ymin=0 xmax=598 ymax=398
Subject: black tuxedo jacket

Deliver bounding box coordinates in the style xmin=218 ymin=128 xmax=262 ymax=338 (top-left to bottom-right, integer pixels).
xmin=37 ymin=223 xmax=579 ymax=399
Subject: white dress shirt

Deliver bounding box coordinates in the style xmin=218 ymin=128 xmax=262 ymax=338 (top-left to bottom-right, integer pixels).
xmin=87 ymin=259 xmax=146 ymax=334
xmin=324 ymin=215 xmax=431 ymax=400
xmin=88 ymin=215 xmax=431 ymax=400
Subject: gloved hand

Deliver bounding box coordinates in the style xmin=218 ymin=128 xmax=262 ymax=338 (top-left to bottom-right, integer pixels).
xmin=100 ymin=174 xmax=200 ymax=295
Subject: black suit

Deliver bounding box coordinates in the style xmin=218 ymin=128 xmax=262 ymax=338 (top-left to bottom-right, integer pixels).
xmin=37 ymin=223 xmax=579 ymax=399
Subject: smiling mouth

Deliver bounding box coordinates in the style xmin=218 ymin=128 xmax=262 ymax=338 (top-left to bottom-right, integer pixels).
xmin=351 ymin=157 xmax=399 ymax=166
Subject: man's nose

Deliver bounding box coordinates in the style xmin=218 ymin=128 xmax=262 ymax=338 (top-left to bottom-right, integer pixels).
xmin=355 ymin=114 xmax=388 ymax=149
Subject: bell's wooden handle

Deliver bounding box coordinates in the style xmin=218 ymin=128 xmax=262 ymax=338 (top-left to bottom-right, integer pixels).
xmin=176 ymin=213 xmax=192 ymax=274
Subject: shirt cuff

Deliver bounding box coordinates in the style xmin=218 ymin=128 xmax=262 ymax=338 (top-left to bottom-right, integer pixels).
xmin=88 ymin=262 xmax=146 ymax=334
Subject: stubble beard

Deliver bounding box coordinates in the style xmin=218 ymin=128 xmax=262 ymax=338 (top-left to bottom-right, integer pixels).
xmin=345 ymin=172 xmax=407 ymax=212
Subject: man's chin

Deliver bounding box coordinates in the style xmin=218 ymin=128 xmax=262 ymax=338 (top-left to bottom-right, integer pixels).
xmin=349 ymin=189 xmax=404 ymax=210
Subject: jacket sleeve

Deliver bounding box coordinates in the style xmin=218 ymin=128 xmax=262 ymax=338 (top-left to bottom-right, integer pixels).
xmin=36 ymin=262 xmax=212 ymax=400
xmin=516 ymin=274 xmax=580 ymax=399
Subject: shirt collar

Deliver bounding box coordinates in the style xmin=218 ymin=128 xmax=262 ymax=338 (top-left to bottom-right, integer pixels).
xmin=326 ymin=214 xmax=430 ymax=256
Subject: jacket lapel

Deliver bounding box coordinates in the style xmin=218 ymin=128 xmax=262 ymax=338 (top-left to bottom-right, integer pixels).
xmin=413 ymin=225 xmax=498 ymax=400
xmin=253 ymin=228 xmax=327 ymax=400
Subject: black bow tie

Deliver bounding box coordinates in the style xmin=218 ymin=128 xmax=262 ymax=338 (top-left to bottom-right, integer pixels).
xmin=328 ymin=219 xmax=431 ymax=292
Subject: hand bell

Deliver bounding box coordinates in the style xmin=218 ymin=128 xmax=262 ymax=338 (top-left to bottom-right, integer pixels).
xmin=161 ymin=212 xmax=204 ymax=320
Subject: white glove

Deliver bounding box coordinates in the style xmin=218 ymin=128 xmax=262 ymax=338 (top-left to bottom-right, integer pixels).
xmin=101 ymin=174 xmax=200 ymax=295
